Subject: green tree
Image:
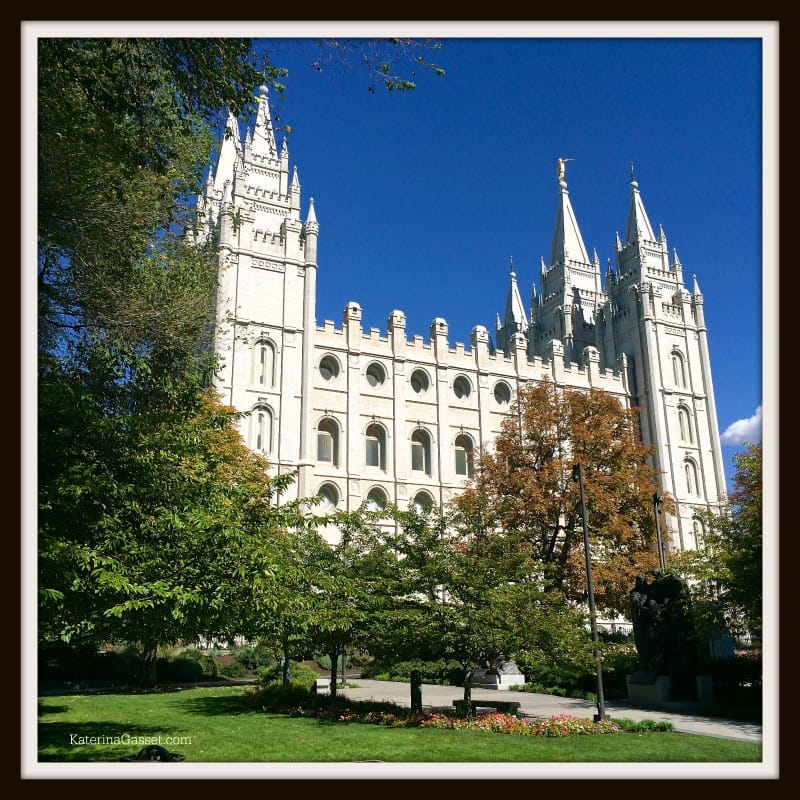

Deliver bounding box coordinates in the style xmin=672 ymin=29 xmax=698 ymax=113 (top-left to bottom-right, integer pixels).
xmin=240 ymin=520 xmax=331 ymax=688
xmin=302 ymin=509 xmax=399 ymax=701
xmin=39 ymin=386 xmax=296 ymax=685
xmin=38 ymin=38 xmax=272 ymax=352
xmin=673 ymin=443 xmax=763 ymax=646
xmin=454 ymin=379 xmax=671 ymax=617
xmin=374 ymin=504 xmax=594 ymax=714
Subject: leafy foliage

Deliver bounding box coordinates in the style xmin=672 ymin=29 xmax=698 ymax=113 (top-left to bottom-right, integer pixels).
xmin=308 ymin=38 xmax=445 ymax=93
xmin=672 ymin=443 xmax=762 ymax=645
xmin=38 ymin=38 xmax=271 ymax=351
xmin=454 ymin=379 xmax=670 ymax=616
xmin=38 ymin=384 xmax=296 ymax=684
xmin=363 ymin=503 xmax=597 ymax=711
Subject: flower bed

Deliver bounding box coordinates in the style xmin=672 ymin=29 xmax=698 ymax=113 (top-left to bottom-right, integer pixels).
xmin=288 ymin=704 xmax=621 ymax=737
xmin=420 ymin=712 xmax=620 ymax=737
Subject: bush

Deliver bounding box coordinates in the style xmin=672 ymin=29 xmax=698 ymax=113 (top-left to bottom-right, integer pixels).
xmin=157 ymin=648 xmax=220 ymax=682
xmin=233 ymin=645 xmax=274 ymax=672
xmin=246 ymin=682 xmax=316 ymax=711
xmin=180 ymin=647 xmax=221 ymax=677
xmin=157 ymin=655 xmax=204 ymax=683
xmin=515 ymin=640 xmax=638 ymax=702
xmin=360 ymin=659 xmax=465 ymax=686
xmin=219 ymin=662 xmax=247 ymax=678
xmin=259 ymin=660 xmax=319 ymax=689
xmin=709 ymin=652 xmax=762 ymax=691
xmin=313 ymin=653 xmax=333 ymax=670
xmin=613 ymin=718 xmax=674 ymax=733
xmin=38 ymin=643 xmax=142 ymax=686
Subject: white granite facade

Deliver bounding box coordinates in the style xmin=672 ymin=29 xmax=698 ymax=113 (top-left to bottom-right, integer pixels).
xmin=195 ymin=87 xmax=727 ymax=552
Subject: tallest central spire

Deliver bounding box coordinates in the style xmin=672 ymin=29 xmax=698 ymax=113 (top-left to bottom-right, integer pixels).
xmin=550 ymin=158 xmax=589 ymax=267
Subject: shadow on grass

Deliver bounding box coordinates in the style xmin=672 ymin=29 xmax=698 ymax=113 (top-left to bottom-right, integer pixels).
xmin=38 ymin=701 xmax=70 ymax=717
xmin=168 ymin=690 xmax=261 ymax=717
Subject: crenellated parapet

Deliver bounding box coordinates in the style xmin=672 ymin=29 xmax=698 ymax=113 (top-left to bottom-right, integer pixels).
xmin=312 ymin=304 xmax=626 ymax=395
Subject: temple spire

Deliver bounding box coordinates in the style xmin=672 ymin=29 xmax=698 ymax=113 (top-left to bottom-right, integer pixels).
xmin=624 ymin=170 xmax=656 ymax=244
xmin=251 ymin=84 xmax=277 ymax=157
xmin=550 ymin=158 xmax=589 ymax=266
xmin=503 ymin=258 xmax=528 ymax=333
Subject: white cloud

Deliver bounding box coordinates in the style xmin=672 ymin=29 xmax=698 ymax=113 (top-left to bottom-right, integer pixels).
xmin=720 ymin=406 xmax=762 ymax=445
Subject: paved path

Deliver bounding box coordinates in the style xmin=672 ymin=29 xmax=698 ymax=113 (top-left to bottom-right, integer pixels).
xmin=334 ymin=678 xmax=762 ymax=743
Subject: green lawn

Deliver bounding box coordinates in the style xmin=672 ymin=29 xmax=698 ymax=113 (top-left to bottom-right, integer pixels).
xmin=37 ymin=685 xmax=762 ymax=765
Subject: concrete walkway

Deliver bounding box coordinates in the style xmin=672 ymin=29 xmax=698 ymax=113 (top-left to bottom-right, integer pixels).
xmin=334 ymin=678 xmax=762 ymax=744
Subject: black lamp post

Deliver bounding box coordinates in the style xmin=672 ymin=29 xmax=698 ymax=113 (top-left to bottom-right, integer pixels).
xmin=653 ymin=492 xmax=665 ymax=571
xmin=572 ymin=463 xmax=607 ymax=722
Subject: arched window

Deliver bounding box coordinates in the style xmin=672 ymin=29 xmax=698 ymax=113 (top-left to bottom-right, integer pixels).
xmin=453 ymin=375 xmax=472 ymax=399
xmin=251 ymin=405 xmax=273 ymax=454
xmin=454 ymin=433 xmax=474 ymax=477
xmin=410 ymin=369 xmax=430 ymax=395
xmin=253 ymin=339 xmax=276 ymax=386
xmin=411 ymin=429 xmax=432 ymax=475
xmin=412 ymin=491 xmax=434 ymax=515
xmin=317 ymin=483 xmax=340 ymax=512
xmin=365 ymin=423 xmax=386 ymax=470
xmin=366 ymin=361 xmax=386 ymax=388
xmin=672 ymin=350 xmax=686 ymax=388
xmin=493 ymin=382 xmax=512 ymax=406
xmin=678 ymin=405 xmax=693 ymax=443
xmin=366 ymin=487 xmax=387 ymax=512
xmin=317 ymin=418 xmax=339 ymax=466
xmin=319 ymin=354 xmax=340 ymax=382
xmin=685 ymin=459 xmax=699 ymax=496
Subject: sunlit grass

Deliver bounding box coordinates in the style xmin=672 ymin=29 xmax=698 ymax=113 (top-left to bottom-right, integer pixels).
xmin=37 ymin=686 xmax=761 ymax=764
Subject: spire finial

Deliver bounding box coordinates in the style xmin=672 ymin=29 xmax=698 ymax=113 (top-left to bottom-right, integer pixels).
xmin=630 ymin=162 xmax=638 ymax=188
xmin=557 ymin=157 xmax=574 ymax=184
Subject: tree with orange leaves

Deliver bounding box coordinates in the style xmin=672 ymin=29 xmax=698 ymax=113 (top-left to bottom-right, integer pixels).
xmin=452 ymin=379 xmax=671 ymax=617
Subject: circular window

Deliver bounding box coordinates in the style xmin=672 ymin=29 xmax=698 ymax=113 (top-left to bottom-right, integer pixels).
xmin=453 ymin=375 xmax=471 ymax=399
xmin=317 ymin=483 xmax=339 ymax=511
xmin=366 ymin=362 xmax=386 ymax=388
xmin=319 ymin=355 xmax=339 ymax=381
xmin=410 ymin=369 xmax=429 ymax=394
xmin=493 ymin=382 xmax=512 ymax=405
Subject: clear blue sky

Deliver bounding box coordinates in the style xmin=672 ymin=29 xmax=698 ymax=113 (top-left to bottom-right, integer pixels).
xmin=237 ymin=26 xmax=774 ymax=491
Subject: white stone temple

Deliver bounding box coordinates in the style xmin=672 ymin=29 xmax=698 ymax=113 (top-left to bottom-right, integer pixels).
xmin=194 ymin=85 xmax=727 ymax=555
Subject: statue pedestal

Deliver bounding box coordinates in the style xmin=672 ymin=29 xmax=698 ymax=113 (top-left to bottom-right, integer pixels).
xmin=696 ymin=674 xmax=714 ymax=704
xmin=626 ymin=672 xmax=714 ymax=707
xmin=471 ymin=659 xmax=525 ymax=691
xmin=627 ymin=671 xmax=671 ymax=705
xmin=470 ymin=673 xmax=522 ymax=691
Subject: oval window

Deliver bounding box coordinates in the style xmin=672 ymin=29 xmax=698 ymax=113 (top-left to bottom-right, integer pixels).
xmin=453 ymin=375 xmax=471 ymax=399
xmin=319 ymin=355 xmax=339 ymax=381
xmin=410 ymin=369 xmax=429 ymax=394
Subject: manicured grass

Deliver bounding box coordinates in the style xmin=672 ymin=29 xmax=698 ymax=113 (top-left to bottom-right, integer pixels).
xmin=37 ymin=685 xmax=762 ymax=764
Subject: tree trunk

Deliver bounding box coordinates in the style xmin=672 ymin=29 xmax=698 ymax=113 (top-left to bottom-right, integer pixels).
xmin=462 ymin=666 xmax=475 ymax=717
xmin=281 ymin=649 xmax=290 ymax=688
xmin=141 ymin=644 xmax=158 ymax=688
xmin=328 ymin=647 xmax=338 ymax=702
